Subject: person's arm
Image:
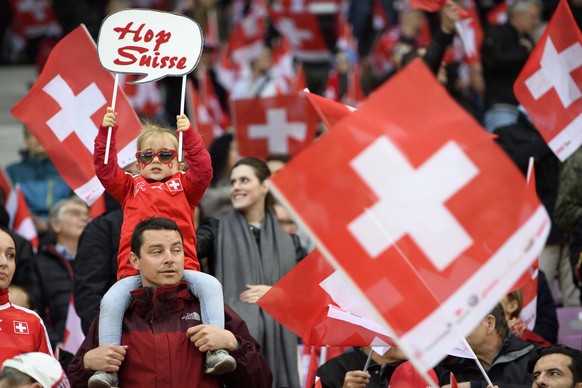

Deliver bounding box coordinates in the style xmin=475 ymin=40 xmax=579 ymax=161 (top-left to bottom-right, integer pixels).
xmin=180 ymin=116 xmax=213 ymax=206
xmin=73 ymin=211 xmax=121 ymax=334
xmin=422 ymin=0 xmax=458 ymax=74
xmin=94 ymin=108 xmax=131 ymax=203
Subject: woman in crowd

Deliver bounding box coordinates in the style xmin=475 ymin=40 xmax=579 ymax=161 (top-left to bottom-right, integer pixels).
xmin=0 ymin=227 xmax=53 ymax=364
xmin=197 ymin=157 xmax=305 ymax=388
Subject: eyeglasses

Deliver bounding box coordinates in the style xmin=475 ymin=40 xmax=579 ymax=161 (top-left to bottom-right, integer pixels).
xmin=135 ymin=149 xmax=177 ymax=165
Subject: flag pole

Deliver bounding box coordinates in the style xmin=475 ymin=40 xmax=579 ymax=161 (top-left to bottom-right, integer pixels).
xmin=178 ymin=74 xmax=187 ymax=162
xmin=461 ymin=338 xmax=494 ymax=387
xmin=104 ymin=72 xmax=120 ymax=165
xmin=526 ymin=157 xmax=534 ymax=184
xmin=363 ymin=349 xmax=374 ymax=372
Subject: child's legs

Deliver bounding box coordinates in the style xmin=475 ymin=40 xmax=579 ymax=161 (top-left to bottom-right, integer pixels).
xmin=183 ymin=270 xmax=225 ymax=328
xmin=98 ymin=275 xmax=142 ymax=346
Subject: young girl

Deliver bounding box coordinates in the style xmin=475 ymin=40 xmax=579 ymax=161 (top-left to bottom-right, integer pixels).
xmin=90 ymin=108 xmax=235 ymax=388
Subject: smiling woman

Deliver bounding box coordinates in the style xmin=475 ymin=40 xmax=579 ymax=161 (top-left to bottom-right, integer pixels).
xmin=197 ymin=157 xmax=306 ymax=388
xmin=0 ymin=227 xmax=53 ymax=365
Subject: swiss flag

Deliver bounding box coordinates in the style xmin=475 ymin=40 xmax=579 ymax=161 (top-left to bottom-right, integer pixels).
xmin=0 ymin=169 xmax=38 ymax=250
xmin=232 ymin=94 xmax=318 ymax=159
xmin=269 ymin=9 xmax=331 ymax=62
xmin=304 ymin=90 xmax=355 ymax=130
xmin=11 ymin=25 xmax=141 ymax=205
xmin=270 ymin=60 xmax=550 ymax=372
xmin=514 ymin=0 xmax=582 ymax=162
xmin=455 ymin=0 xmax=484 ymax=64
xmin=227 ymin=1 xmax=267 ymax=64
xmin=8 ymin=0 xmax=61 ymax=41
xmin=258 ymin=248 xmax=396 ymax=346
xmin=185 ymin=79 xmax=225 ymax=147
xmin=61 ymin=296 xmax=85 ymax=354
xmin=410 ymin=0 xmax=446 ymax=12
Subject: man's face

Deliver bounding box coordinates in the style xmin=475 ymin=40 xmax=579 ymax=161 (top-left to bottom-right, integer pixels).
xmin=130 ymin=230 xmax=185 ymax=287
xmin=51 ymin=202 xmax=89 ymax=241
xmin=532 ymin=353 xmax=579 ymax=388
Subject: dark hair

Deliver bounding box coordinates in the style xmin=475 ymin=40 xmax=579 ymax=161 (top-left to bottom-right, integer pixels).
xmin=490 ymin=303 xmax=508 ymax=339
xmin=232 ymin=157 xmax=274 ymax=209
xmin=130 ymin=217 xmax=183 ymax=256
xmin=528 ymin=344 xmax=582 ymax=382
xmin=265 ymin=154 xmax=291 ymax=164
xmin=209 ymin=133 xmax=234 ymax=186
xmin=0 ymin=366 xmax=37 ymax=385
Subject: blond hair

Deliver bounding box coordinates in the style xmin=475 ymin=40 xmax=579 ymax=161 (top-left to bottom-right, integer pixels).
xmin=136 ymin=121 xmax=179 ymax=151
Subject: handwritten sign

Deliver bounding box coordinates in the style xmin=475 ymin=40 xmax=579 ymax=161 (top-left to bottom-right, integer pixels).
xmin=98 ymin=9 xmax=203 ymax=83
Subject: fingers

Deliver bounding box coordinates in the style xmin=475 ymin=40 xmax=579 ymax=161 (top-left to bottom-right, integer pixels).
xmin=176 ymin=114 xmax=190 ymax=132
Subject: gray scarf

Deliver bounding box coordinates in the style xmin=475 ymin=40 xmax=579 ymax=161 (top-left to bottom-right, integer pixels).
xmin=215 ymin=209 xmax=299 ymax=388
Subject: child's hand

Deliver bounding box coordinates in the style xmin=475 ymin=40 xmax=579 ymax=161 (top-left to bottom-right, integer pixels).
xmin=102 ymin=107 xmax=117 ymax=128
xmin=176 ymin=114 xmax=190 ymax=132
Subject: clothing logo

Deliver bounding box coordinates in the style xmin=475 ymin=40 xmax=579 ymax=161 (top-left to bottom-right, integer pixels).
xmin=151 ymin=184 xmax=164 ymax=191
xmin=166 ymin=178 xmax=183 ymax=192
xmin=133 ymin=181 xmax=146 ymax=197
xmin=181 ymin=312 xmax=200 ymax=321
xmin=14 ymin=321 xmax=29 ymax=334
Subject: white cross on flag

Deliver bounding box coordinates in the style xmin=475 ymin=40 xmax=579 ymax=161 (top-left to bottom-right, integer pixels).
xmin=270 ymin=60 xmax=550 ymax=375
xmin=514 ymin=0 xmax=582 ymax=162
xmin=232 ymin=94 xmax=318 ymax=159
xmin=258 ymin=248 xmax=396 ymax=347
xmin=269 ymin=9 xmax=331 ymax=62
xmin=11 ymin=25 xmax=141 ymax=205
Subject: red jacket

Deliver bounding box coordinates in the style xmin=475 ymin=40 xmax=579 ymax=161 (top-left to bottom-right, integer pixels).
xmin=67 ymin=282 xmax=272 ymax=388
xmin=94 ymin=125 xmax=212 ymax=279
xmin=0 ymin=288 xmax=53 ymax=365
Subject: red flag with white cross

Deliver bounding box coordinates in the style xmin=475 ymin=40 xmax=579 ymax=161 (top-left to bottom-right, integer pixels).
xmin=269 ymin=9 xmax=331 ymax=62
xmin=11 ymin=25 xmax=141 ymax=205
xmin=232 ymin=94 xmax=318 ymax=159
xmin=270 ymin=60 xmax=550 ymax=374
xmin=258 ymin=248 xmax=397 ymax=347
xmin=514 ymin=0 xmax=582 ymax=162
xmin=0 ymin=169 xmax=38 ymax=250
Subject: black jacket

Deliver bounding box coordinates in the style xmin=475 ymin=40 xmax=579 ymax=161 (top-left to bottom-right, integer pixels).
xmin=435 ymin=334 xmax=537 ymax=388
xmin=481 ymin=23 xmax=533 ymax=108
xmin=73 ymin=209 xmax=121 ymax=334
xmin=29 ymin=245 xmax=74 ymax=345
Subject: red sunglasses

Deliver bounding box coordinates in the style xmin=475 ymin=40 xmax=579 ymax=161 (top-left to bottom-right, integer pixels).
xmin=135 ymin=149 xmax=177 ymax=165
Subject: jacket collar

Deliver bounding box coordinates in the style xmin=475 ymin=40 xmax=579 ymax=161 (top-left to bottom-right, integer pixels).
xmin=130 ymin=281 xmax=194 ymax=322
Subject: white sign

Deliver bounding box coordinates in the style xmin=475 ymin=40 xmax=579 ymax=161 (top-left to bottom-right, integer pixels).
xmin=98 ymin=9 xmax=203 ymax=83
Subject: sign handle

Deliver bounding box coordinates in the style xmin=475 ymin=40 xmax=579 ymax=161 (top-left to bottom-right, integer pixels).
xmin=104 ymin=73 xmax=120 ymax=165
xmin=178 ymin=74 xmax=187 ymax=162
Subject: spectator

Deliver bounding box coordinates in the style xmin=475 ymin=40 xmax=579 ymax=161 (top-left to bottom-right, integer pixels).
xmin=436 ymin=303 xmax=537 ymax=387
xmin=197 ymin=157 xmax=306 ymax=388
xmin=28 ymin=197 xmax=89 ymax=346
xmin=0 ymin=227 xmax=53 ymax=365
xmin=554 ymin=146 xmax=582 ymax=301
xmin=0 ymin=188 xmax=35 ymax=288
xmin=0 ymin=352 xmax=68 ymax=388
xmin=7 ymin=284 xmax=33 ymax=310
xmin=199 ymin=133 xmax=239 ymax=220
xmin=231 ymin=46 xmax=288 ymax=99
xmin=6 ymin=128 xmax=73 ymax=236
xmin=481 ymin=0 xmax=541 ymax=132
xmin=91 ymin=108 xmax=233 ymax=388
xmin=266 ymin=153 xmax=291 ymax=175
xmin=500 ymin=289 xmax=551 ymax=347
xmin=529 ymin=344 xmax=582 ymax=387
xmin=495 ymin=111 xmax=578 ymax=307
xmin=67 ymin=217 xmax=272 ymax=388
xmin=316 ymin=346 xmax=408 ymax=388
xmin=0 ymin=352 xmax=69 ymax=388
xmin=73 ymin=209 xmax=122 ymax=335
